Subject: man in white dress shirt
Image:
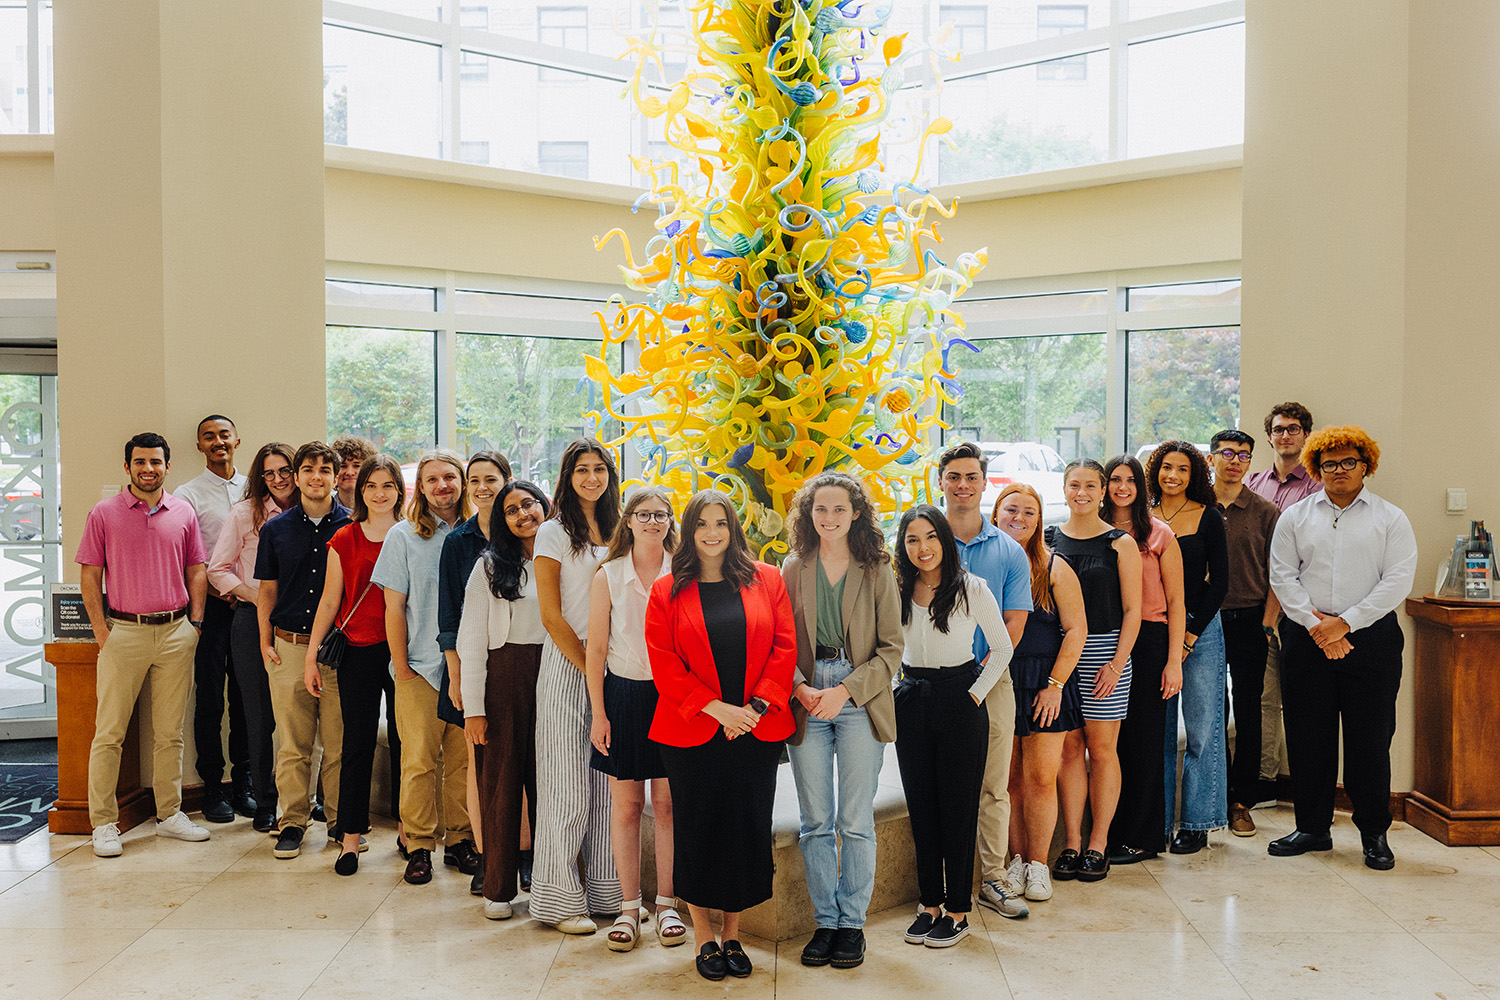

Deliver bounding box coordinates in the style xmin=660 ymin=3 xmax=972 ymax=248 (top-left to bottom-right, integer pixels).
xmin=1266 ymin=426 xmax=1416 ymax=870
xmin=174 ymin=415 xmax=251 ymax=823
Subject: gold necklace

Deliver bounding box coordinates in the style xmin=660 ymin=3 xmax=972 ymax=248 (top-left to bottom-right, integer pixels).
xmin=1160 ymin=499 xmax=1192 ymax=524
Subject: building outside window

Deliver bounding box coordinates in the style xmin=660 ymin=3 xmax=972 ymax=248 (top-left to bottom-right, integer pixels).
xmin=460 ymin=5 xmax=489 ymax=82
xmin=538 ymin=140 xmax=588 ymax=178
xmin=537 ymin=6 xmax=587 ymax=81
xmin=1038 ymin=5 xmax=1088 ymax=80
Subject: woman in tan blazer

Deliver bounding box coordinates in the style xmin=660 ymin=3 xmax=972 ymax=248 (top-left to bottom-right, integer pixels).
xmin=781 ymin=472 xmax=903 ymax=971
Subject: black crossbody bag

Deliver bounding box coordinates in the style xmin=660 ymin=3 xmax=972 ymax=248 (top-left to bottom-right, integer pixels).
xmin=316 ymin=580 xmax=375 ymax=670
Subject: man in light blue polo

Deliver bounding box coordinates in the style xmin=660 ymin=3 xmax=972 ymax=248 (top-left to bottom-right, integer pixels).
xmin=371 ymin=450 xmax=476 ymax=886
xmin=938 ymin=440 xmax=1032 ymax=918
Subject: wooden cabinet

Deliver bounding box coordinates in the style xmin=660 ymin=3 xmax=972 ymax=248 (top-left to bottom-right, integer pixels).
xmin=1404 ymin=597 xmax=1500 ymax=845
xmin=47 ymin=642 xmax=154 ymax=835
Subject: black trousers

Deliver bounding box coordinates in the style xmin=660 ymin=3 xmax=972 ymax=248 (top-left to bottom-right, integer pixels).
xmin=193 ymin=595 xmax=247 ymax=789
xmin=228 ymin=603 xmax=277 ymax=810
xmin=1110 ymin=621 xmax=1168 ymax=853
xmin=1221 ymin=605 xmax=1269 ymax=808
xmin=335 ymin=640 xmax=392 ymax=836
xmin=380 ymin=667 xmax=401 ymax=820
xmin=894 ymin=665 xmax=988 ymax=913
xmin=1280 ymin=613 xmax=1403 ymax=838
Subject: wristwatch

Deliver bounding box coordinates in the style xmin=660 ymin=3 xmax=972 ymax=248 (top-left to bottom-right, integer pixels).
xmin=748 ymin=696 xmax=770 ymax=715
xmin=1263 ymin=625 xmax=1275 ymax=636
xmin=190 ymin=620 xmax=204 ymax=628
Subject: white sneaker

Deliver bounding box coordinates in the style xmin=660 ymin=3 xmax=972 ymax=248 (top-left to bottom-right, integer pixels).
xmin=1024 ymin=861 xmax=1053 ymax=901
xmin=977 ymin=878 xmax=1029 ymax=918
xmin=1006 ymin=854 xmax=1026 ymax=890
xmin=92 ymin=823 xmax=123 ymax=857
xmin=156 ymin=811 xmax=210 ymax=842
xmin=483 ymin=899 xmax=513 ymax=920
xmin=552 ymin=915 xmax=597 ymax=935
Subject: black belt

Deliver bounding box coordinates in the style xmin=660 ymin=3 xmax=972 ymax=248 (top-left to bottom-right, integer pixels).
xmin=107 ymin=607 xmax=188 ymax=625
xmin=815 ymin=644 xmax=845 ymax=661
xmin=1220 ymin=605 xmax=1265 ymax=622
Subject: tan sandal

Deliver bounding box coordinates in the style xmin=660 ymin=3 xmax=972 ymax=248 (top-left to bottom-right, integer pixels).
xmin=655 ymin=894 xmax=687 ymax=947
xmin=608 ymin=898 xmax=641 ymax=952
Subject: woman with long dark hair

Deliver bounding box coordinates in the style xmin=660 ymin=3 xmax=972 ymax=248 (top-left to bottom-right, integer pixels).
xmin=531 ymin=438 xmax=623 ymax=933
xmin=782 ymin=471 xmax=901 ymax=970
xmin=306 ymin=453 xmax=406 ymax=875
xmin=456 ymin=479 xmax=549 ymax=919
xmin=1146 ymin=442 xmax=1228 ymax=854
xmin=207 ymin=442 xmax=298 ymax=833
xmin=1101 ymin=454 xmax=1185 ymax=863
xmin=894 ymin=504 xmax=1013 ymax=950
xmin=644 ymin=489 xmax=796 ymax=981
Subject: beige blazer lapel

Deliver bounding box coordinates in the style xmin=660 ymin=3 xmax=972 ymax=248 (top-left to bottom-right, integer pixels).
xmin=799 ymin=556 xmax=818 ymax=682
xmin=840 ymin=562 xmax=865 ymax=651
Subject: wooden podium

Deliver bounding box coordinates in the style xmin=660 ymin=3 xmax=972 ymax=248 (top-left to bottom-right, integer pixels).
xmin=47 ymin=642 xmax=155 ymax=835
xmin=1404 ymin=596 xmax=1500 ymax=845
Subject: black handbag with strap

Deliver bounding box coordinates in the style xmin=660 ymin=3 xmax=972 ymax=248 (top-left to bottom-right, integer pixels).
xmin=316 ymin=580 xmax=375 ymax=669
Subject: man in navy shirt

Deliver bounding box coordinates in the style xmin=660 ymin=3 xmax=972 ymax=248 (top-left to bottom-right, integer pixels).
xmin=254 ymin=441 xmax=350 ymax=860
xmin=938 ymin=441 xmax=1033 ymax=919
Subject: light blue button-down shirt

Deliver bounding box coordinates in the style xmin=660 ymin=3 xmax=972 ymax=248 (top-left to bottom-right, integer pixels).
xmin=371 ymin=518 xmax=453 ymax=688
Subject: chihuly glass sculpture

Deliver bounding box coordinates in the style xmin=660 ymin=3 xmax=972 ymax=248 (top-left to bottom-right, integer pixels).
xmin=591 ymin=0 xmax=986 ymax=559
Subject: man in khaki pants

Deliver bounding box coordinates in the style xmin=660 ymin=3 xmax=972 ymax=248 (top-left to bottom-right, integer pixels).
xmin=254 ymin=441 xmax=349 ymax=859
xmin=78 ymin=432 xmax=211 ymax=858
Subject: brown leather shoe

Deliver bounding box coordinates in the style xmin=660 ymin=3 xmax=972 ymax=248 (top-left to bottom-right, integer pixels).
xmin=1229 ymin=802 xmax=1256 ymax=837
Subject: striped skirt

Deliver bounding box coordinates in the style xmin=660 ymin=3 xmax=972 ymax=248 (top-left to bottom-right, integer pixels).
xmin=1074 ymin=630 xmax=1132 ymax=722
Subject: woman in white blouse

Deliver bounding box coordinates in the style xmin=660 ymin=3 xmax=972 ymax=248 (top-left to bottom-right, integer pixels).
xmin=585 ymin=486 xmax=685 ymax=952
xmin=456 ymin=480 xmax=550 ymax=920
xmin=893 ymin=504 xmax=1014 ymax=950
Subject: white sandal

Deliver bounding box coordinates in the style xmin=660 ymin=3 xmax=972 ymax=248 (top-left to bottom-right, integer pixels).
xmin=655 ymin=894 xmax=687 ymax=947
xmin=608 ymin=898 xmax=641 ymax=952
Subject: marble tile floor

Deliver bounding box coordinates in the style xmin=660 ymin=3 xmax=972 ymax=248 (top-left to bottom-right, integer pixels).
xmin=3 ymin=806 xmax=1499 ymax=1000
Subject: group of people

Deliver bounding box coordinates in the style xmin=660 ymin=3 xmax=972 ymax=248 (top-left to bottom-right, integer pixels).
xmin=75 ymin=399 xmax=1418 ymax=980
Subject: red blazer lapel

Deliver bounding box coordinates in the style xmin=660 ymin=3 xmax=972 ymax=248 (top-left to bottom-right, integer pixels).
xmin=680 ymin=580 xmax=719 ymax=696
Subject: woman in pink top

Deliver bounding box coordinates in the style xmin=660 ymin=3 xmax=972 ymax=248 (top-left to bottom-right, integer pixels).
xmin=207 ymin=442 xmax=298 ymax=834
xmin=1101 ymin=454 xmax=1185 ymax=863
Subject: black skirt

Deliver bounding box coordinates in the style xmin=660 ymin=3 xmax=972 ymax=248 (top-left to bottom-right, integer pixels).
xmin=589 ymin=672 xmax=666 ymax=781
xmin=659 ymin=731 xmax=783 ymax=912
xmin=1012 ymin=654 xmax=1085 ymax=736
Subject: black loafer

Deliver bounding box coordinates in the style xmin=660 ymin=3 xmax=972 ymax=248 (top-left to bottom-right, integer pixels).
xmin=801 ymin=927 xmax=837 ymax=967
xmin=1108 ymin=845 xmax=1159 ymax=865
xmin=695 ymin=942 xmax=726 ymax=981
xmin=722 ymin=940 xmax=752 ymax=978
xmin=1076 ymin=849 xmax=1110 ymax=882
xmin=469 ymin=854 xmax=485 ymax=895
xmin=1170 ymin=829 xmax=1208 ymax=855
xmin=201 ymin=789 xmax=234 ymax=824
xmin=1051 ymin=848 xmax=1081 ymax=881
xmin=1268 ymin=829 xmax=1333 ymax=856
xmin=830 ymin=928 xmax=865 ymax=969
xmin=519 ymin=849 xmax=533 ymax=891
xmin=334 ymin=850 xmax=359 ymax=876
xmin=1362 ymin=832 xmax=1395 ymax=870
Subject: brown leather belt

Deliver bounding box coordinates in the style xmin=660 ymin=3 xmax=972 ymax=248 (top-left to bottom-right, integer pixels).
xmin=108 ymin=607 xmax=188 ymax=626
xmin=274 ymin=627 xmax=312 ymax=646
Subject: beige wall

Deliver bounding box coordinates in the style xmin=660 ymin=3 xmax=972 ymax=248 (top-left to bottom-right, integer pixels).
xmin=0 ymin=149 xmax=56 ymax=250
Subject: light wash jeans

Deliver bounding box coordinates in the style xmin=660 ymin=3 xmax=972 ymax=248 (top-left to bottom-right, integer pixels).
xmin=786 ymin=657 xmax=886 ymax=929
xmin=1164 ymin=614 xmax=1228 ymax=832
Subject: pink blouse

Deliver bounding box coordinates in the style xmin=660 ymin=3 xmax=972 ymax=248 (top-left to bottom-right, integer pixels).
xmin=1138 ymin=517 xmax=1176 ymax=624
xmin=208 ymin=496 xmax=283 ymax=598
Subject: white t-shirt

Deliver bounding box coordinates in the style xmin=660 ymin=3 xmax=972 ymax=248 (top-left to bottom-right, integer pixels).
xmin=601 ymin=551 xmax=672 ymax=681
xmin=533 ymin=518 xmax=607 ymax=641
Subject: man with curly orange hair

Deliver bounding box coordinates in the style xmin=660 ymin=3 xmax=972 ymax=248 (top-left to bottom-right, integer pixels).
xmin=1266 ymin=425 xmax=1416 ymax=871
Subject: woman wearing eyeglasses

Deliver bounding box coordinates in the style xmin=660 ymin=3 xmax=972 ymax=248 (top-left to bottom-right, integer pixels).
xmin=1146 ymin=442 xmax=1228 ymax=855
xmin=456 ymin=479 xmax=549 ymax=918
xmin=586 ymin=486 xmax=686 ymax=952
xmin=208 ymin=442 xmax=299 ymax=834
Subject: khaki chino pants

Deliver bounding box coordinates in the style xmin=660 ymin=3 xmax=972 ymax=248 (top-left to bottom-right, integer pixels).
xmin=267 ymin=635 xmax=342 ymax=832
xmin=976 ymin=670 xmax=1017 ymax=882
xmin=394 ymin=672 xmax=471 ymax=851
xmin=89 ymin=617 xmax=198 ymax=827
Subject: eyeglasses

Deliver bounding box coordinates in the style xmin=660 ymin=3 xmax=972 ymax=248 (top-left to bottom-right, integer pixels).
xmin=262 ymin=468 xmax=293 ymax=481
xmin=1214 ymin=448 xmax=1253 ymax=463
xmin=503 ymin=497 xmax=541 ymax=518
xmin=1269 ymin=426 xmax=1304 ymax=438
xmin=1318 ymin=457 xmax=1365 ymax=473
xmin=631 ymin=510 xmax=672 ymax=524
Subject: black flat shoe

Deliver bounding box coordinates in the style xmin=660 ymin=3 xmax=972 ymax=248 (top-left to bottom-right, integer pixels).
xmin=695 ymin=942 xmax=726 ymax=981
xmin=519 ymin=849 xmax=533 ymax=891
xmin=1170 ymin=829 xmax=1208 ymax=855
xmin=801 ymin=927 xmax=837 ymax=967
xmin=1051 ymin=848 xmax=1081 ymax=881
xmin=830 ymin=928 xmax=866 ymax=969
xmin=469 ymin=854 xmax=485 ymax=896
xmin=1108 ymin=845 xmax=1159 ymax=865
xmin=1362 ymin=832 xmax=1395 ymax=870
xmin=334 ymin=850 xmax=359 ymax=876
xmin=1268 ymin=829 xmax=1333 ymax=856
xmin=1076 ymin=849 xmax=1110 ymax=882
xmin=722 ymin=939 xmax=752 ymax=978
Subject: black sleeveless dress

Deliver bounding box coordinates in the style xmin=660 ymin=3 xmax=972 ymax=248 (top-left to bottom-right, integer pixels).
xmin=1011 ymin=555 xmax=1084 ymax=736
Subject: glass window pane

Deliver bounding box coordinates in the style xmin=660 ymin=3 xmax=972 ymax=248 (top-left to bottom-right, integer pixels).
xmin=1126 ymin=279 xmax=1240 ymax=311
xmin=326 ymin=280 xmax=437 ymax=310
xmin=963 ymin=290 xmax=1108 ymax=322
xmin=1126 ymin=0 xmax=1226 ymax=19
xmin=481 ymin=2 xmax=632 ymax=59
xmin=326 ymin=327 xmax=437 ymax=458
xmin=455 ymin=334 xmax=620 ymax=493
xmin=1127 ymin=327 xmax=1240 ymax=455
xmin=946 ymin=334 xmax=1106 ymax=523
xmin=336 ymin=0 xmax=443 ymax=20
xmin=1126 ymin=24 xmax=1244 ymax=157
xmin=323 ymin=25 xmax=442 ymax=158
xmin=940 ymin=5 xmax=988 ymax=55
xmin=0 ymin=4 xmax=28 ymax=133
xmin=938 ymin=52 xmax=1108 ymax=184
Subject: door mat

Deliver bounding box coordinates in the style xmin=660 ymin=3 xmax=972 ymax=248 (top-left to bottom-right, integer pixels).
xmin=0 ymin=763 xmax=58 ymax=843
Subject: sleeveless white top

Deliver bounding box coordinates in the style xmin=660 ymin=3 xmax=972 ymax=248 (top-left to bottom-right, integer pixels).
xmin=602 ymin=551 xmax=672 ymax=681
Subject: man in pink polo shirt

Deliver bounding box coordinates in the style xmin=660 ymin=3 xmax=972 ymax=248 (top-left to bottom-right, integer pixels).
xmin=77 ymin=432 xmax=211 ymax=857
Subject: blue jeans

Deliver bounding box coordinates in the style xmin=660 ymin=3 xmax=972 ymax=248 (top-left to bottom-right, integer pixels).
xmin=1164 ymin=614 xmax=1228 ymax=832
xmin=787 ymin=658 xmax=886 ymax=929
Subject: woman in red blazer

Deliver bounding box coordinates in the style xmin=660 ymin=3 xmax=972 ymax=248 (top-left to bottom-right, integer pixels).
xmin=644 ymin=488 xmax=796 ymax=982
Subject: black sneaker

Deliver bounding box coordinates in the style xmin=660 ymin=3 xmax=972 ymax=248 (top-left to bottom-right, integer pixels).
xmin=201 ymin=787 xmax=234 ymax=824
xmin=923 ymin=915 xmax=970 ymax=948
xmin=1051 ymin=848 xmax=1081 ymax=881
xmin=273 ymin=826 xmax=304 ymax=859
xmin=904 ymin=911 xmax=936 ymax=945
xmin=444 ymin=838 xmax=481 ymax=875
xmin=830 ymin=928 xmax=865 ymax=969
xmin=801 ymin=927 xmax=837 ymax=967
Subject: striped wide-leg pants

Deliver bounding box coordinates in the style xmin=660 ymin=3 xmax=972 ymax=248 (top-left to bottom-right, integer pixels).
xmin=528 ymin=640 xmax=621 ymax=923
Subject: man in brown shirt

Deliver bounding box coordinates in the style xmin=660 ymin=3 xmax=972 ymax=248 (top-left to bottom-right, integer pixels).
xmin=1210 ymin=430 xmax=1281 ymax=837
